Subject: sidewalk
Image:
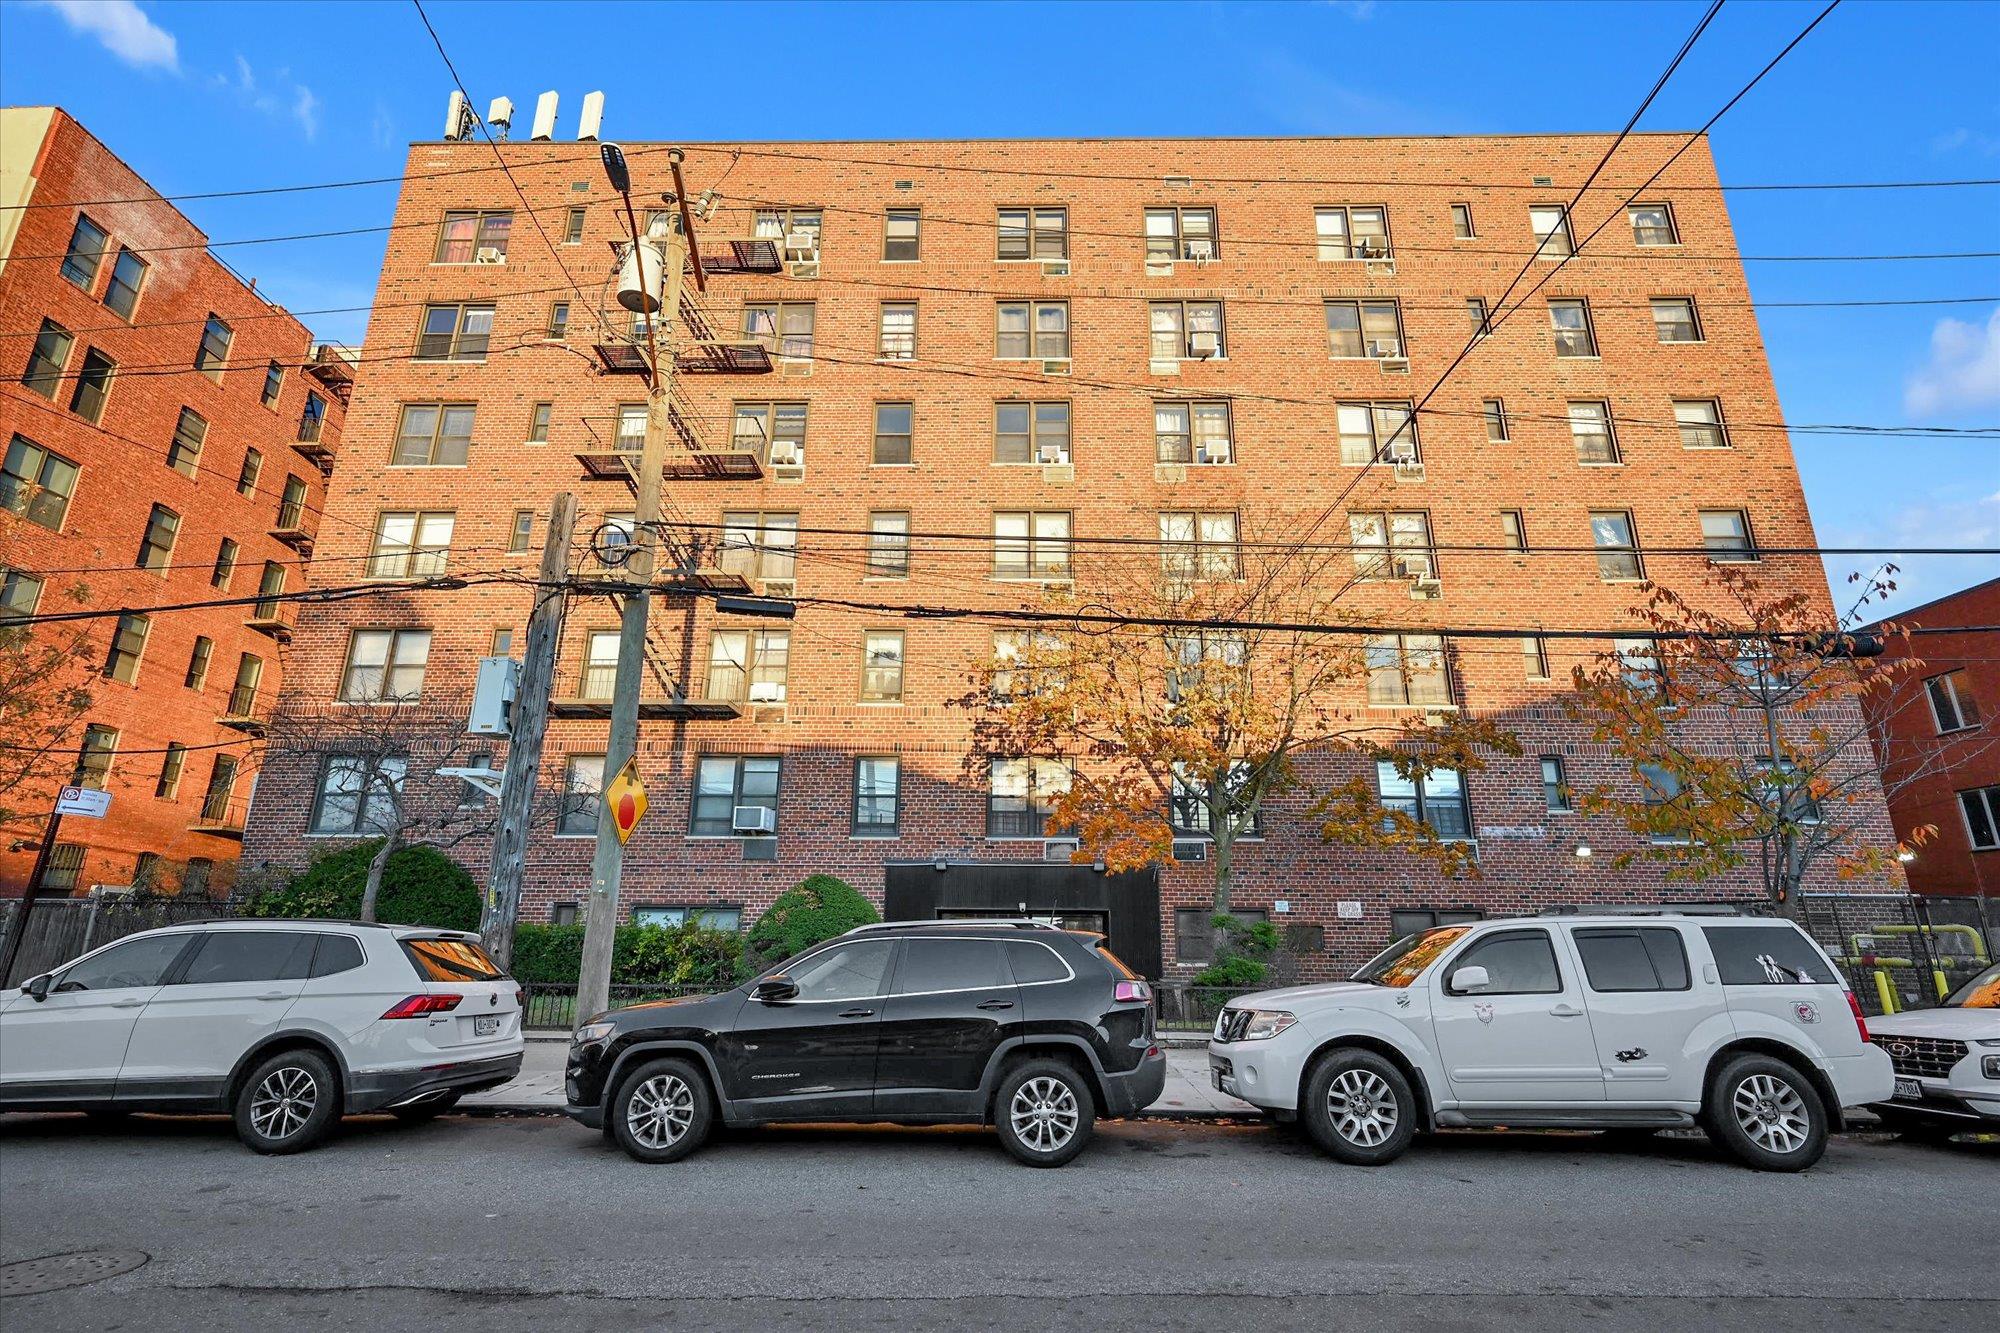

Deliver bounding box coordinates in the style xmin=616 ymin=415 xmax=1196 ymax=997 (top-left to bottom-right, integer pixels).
xmin=461 ymin=1036 xmax=1257 ymax=1118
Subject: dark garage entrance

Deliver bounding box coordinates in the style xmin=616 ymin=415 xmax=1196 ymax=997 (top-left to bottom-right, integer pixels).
xmin=883 ymin=863 xmax=1162 ymax=979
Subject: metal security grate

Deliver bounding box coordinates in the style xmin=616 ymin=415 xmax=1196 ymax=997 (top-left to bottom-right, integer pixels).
xmin=1872 ymin=1034 xmax=1967 ymax=1079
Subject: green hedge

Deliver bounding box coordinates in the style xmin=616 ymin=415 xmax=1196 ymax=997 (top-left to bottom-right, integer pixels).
xmin=510 ymin=921 xmax=741 ymax=989
xmin=743 ymin=874 xmax=879 ymax=972
xmin=243 ymin=841 xmax=479 ymax=931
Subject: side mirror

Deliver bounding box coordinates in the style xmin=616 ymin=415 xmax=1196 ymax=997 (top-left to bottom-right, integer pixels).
xmin=751 ymin=975 xmax=797 ymax=1003
xmin=23 ymin=973 xmax=52 ymax=1002
xmin=1449 ymin=965 xmax=1491 ymax=994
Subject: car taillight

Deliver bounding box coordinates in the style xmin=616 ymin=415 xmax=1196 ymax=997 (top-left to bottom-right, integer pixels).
xmin=1114 ymin=980 xmax=1152 ymax=1004
xmin=513 ymin=984 xmax=526 ymax=1012
xmin=1845 ymin=990 xmax=1870 ymax=1043
xmin=381 ymin=993 xmax=463 ymax=1019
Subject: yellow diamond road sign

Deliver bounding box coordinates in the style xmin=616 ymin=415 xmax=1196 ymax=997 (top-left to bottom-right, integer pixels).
xmin=605 ymin=758 xmax=648 ymax=844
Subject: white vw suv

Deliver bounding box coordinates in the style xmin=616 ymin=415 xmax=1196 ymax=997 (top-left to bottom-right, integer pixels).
xmin=0 ymin=919 xmax=524 ymax=1153
xmin=1209 ymin=914 xmax=1892 ymax=1171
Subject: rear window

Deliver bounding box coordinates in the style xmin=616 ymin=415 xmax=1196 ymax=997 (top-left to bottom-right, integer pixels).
xmin=401 ymin=937 xmax=505 ymax=982
xmin=1702 ymin=925 xmax=1836 ymax=985
xmin=1006 ymin=939 xmax=1071 ymax=984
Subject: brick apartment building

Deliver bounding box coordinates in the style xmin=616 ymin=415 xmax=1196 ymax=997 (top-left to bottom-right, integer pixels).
xmin=1864 ymin=576 xmax=2000 ymax=901
xmin=0 ymin=107 xmax=348 ymax=899
xmin=241 ymin=123 xmax=1898 ymax=976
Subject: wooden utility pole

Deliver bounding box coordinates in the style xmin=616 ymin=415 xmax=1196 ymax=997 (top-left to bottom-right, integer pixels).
xmin=0 ymin=807 xmax=64 ymax=986
xmin=478 ymin=490 xmax=576 ymax=968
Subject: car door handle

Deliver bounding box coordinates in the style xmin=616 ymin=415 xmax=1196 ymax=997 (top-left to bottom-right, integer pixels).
xmin=112 ymin=998 xmax=145 ymax=1009
xmin=1549 ymin=1004 xmax=1585 ymax=1018
xmin=976 ymin=999 xmax=1015 ymax=1011
xmin=838 ymin=1007 xmax=875 ymax=1019
xmin=257 ymin=991 xmax=290 ymax=1002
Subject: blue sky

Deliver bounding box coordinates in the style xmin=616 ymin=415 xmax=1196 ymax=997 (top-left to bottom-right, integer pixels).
xmin=6 ymin=0 xmax=1996 ymax=616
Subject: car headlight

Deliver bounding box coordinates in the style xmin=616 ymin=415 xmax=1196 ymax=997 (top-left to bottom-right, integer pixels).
xmin=1975 ymin=1038 xmax=2000 ymax=1048
xmin=1240 ymin=1009 xmax=1297 ymax=1041
xmin=573 ymin=1022 xmax=614 ymax=1044
xmin=1984 ymin=1056 xmax=2000 ymax=1081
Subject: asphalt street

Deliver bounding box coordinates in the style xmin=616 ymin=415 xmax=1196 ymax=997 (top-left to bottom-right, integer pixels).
xmin=1 ymin=1112 xmax=1993 ymax=1331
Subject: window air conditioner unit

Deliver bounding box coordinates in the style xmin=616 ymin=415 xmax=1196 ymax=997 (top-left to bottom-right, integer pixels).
xmin=1146 ymin=258 xmax=1175 ymax=277
xmin=1188 ymin=330 xmax=1221 ymax=359
xmin=1036 ymin=443 xmax=1066 ymax=465
xmin=1154 ymin=463 xmax=1187 ymax=484
xmin=761 ymin=578 xmax=796 ymax=598
xmin=1171 ymin=839 xmax=1209 ymax=863
xmin=474 ymin=247 xmax=504 ymax=264
xmin=1149 ymin=358 xmax=1181 ymax=377
xmin=1409 ymin=575 xmax=1443 ymax=600
xmin=1042 ymin=838 xmax=1080 ymax=862
xmin=1186 ymin=239 xmax=1216 ymax=262
xmin=1041 ymin=359 xmax=1071 ymax=375
xmin=779 ymin=358 xmax=813 ymax=377
xmin=1194 ymin=446 xmax=1226 ymax=465
xmin=1394 ymin=458 xmax=1426 ymax=482
xmin=787 ymin=259 xmax=820 ymax=280
xmin=747 ymin=681 xmax=785 ymax=704
xmin=783 ymin=231 xmax=818 ymax=262
xmin=732 ymin=805 xmax=777 ymax=834
xmin=1390 ymin=555 xmax=1429 ymax=579
xmin=1367 ymin=339 xmax=1402 ymax=359
xmin=1041 ymin=259 xmax=1070 ymax=278
xmin=768 ymin=441 xmax=801 ymax=467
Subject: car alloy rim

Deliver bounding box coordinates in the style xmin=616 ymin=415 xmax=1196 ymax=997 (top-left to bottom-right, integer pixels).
xmin=249 ymin=1065 xmax=318 ymax=1141
xmin=627 ymin=1073 xmax=696 ymax=1150
xmin=1327 ymin=1068 xmax=1399 ymax=1147
xmin=1733 ymin=1073 xmax=1810 ymax=1155
xmin=1009 ymin=1075 xmax=1080 ymax=1153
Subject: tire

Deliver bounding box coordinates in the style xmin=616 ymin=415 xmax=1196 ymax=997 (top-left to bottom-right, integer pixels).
xmin=390 ymin=1091 xmax=461 ymax=1123
xmin=1301 ymin=1048 xmax=1418 ymax=1166
xmin=993 ymin=1058 xmax=1095 ymax=1168
xmin=608 ymin=1057 xmax=713 ymax=1164
xmin=234 ymin=1049 xmax=340 ymax=1155
xmin=1703 ymin=1054 xmax=1828 ymax=1172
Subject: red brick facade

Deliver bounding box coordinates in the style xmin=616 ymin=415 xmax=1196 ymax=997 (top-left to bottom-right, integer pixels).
xmin=0 ymin=108 xmax=346 ymax=898
xmin=240 ymin=131 xmax=1897 ymax=974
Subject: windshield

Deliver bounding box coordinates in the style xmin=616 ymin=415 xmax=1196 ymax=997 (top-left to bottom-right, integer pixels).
xmin=1352 ymin=926 xmax=1471 ymax=988
xmin=1943 ymin=963 xmax=2000 ymax=1009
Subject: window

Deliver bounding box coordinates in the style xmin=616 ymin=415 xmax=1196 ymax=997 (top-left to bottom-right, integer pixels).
xmin=556 ymin=755 xmax=604 ymax=836
xmin=211 ymin=538 xmax=239 ymax=588
xmin=195 ymin=315 xmax=233 ymax=379
xmin=1541 ymin=756 xmax=1572 ymax=812
xmin=366 ymin=511 xmax=454 ymax=578
xmin=1324 ymin=300 xmax=1404 ymax=359
xmin=1674 ymin=398 xmax=1729 ymax=450
xmin=255 ymin=361 xmax=284 ymax=411
xmin=1702 ymin=926 xmax=1838 ymax=986
xmin=41 ymin=843 xmax=86 ymax=894
xmin=1166 ymin=632 xmax=1246 ymax=703
xmin=1378 ymin=761 xmax=1471 ymax=838
xmin=1336 ymin=401 xmax=1418 ymax=465
xmin=74 ymin=724 xmax=118 ymax=789
xmin=508 ymin=510 xmax=534 ymax=553
xmin=752 ymin=207 xmax=821 ymax=245
xmin=563 ymin=206 xmax=586 ymax=244
xmin=1159 ymin=511 xmax=1240 ymax=581
xmin=69 ymin=348 xmax=114 ymax=422
xmin=1448 ymin=930 xmax=1561 ymax=994
xmin=311 ymin=755 xmax=405 ymax=835
xmin=784 ymin=940 xmax=894 ymax=1003
xmin=546 ymin=301 xmax=570 ymax=340
xmin=1466 ymin=296 xmax=1491 ymax=336
xmin=550 ymin=904 xmax=579 ymax=926
xmin=879 ymin=302 xmax=916 ymax=358
xmin=577 ymin=631 xmax=620 ymax=700
xmin=1482 ymin=399 xmax=1509 ymax=443
xmin=167 ymin=408 xmax=206 ymax=477
xmin=156 ymin=742 xmax=188 ymax=799
xmin=1639 ymin=764 xmax=1689 ymax=843
xmin=528 ymin=401 xmax=552 ymax=443
xmin=60 ymin=214 xmax=109 ymax=290
xmin=1523 ymin=635 xmax=1551 ymax=681
xmin=731 ymin=402 xmax=807 ymax=465
xmin=339 ymin=628 xmax=432 ymax=702
xmin=894 ymin=937 xmax=1010 ymax=994
xmin=987 ymin=757 xmax=1072 ymax=837
xmin=184 ymin=636 xmax=213 ymax=690
xmin=861 ymin=630 xmax=904 ymax=701
xmin=416 ymin=303 xmax=495 ymax=360
xmin=867 ymin=511 xmax=910 ymax=578
xmin=1700 ymin=509 xmax=1757 ymax=561
xmin=992 ymin=630 xmax=1064 ymax=698
xmin=1 ymin=567 xmax=43 ymax=620
xmin=434 ymin=209 xmax=513 ymax=263
xmin=611 ymin=401 xmax=648 ymax=452
xmin=1613 ymin=637 xmax=1662 ymax=693
xmin=883 ymin=208 xmax=920 ymax=261
xmin=743 ymin=301 xmax=815 ymax=359
xmin=1175 ymin=909 xmax=1269 ymax=963
xmin=1150 ymin=300 xmax=1226 ymax=361
xmin=226 ymin=653 xmax=263 ymax=719
xmin=992 ymin=511 xmax=1072 ymax=581
xmin=2 ymin=435 xmax=79 ymax=529
xmin=391 ymin=404 xmax=474 ymax=466
xmin=1529 ymin=205 xmax=1573 ymax=257
xmin=996 ymin=300 xmax=1070 ymax=359
xmin=1389 ymin=908 xmax=1484 ymax=941
xmin=1568 ymin=400 xmax=1618 ymax=464
xmin=717 ymin=511 xmax=799 ymax=585
xmin=57 ymin=932 xmax=200 ymax=991
xmin=873 ymin=403 xmax=913 ymax=464
xmin=249 ymin=563 xmax=281 ymax=622
xmin=1961 ymin=786 xmax=2000 ymax=851
xmin=632 ymin=905 xmax=743 ymax=931
xmin=998 ymin=206 xmax=1067 ymax=260
xmin=1314 ymin=205 xmax=1390 ymax=260
xmin=136 ymin=505 xmax=179 ymax=575
xmin=1591 ymin=511 xmax=1643 ymax=580
xmin=491 ymin=627 xmax=515 ymax=655
xmin=1926 ymin=671 xmax=1981 ymax=734
xmin=103 ymin=613 xmax=148 ymax=684
xmin=180 ymin=931 xmax=317 ymax=986
xmin=298 ymin=392 xmax=326 ymax=443
xmin=994 ymin=401 xmax=1071 ymax=465
xmin=237 ymin=447 xmax=263 ymax=496
xmin=706 ymin=629 xmax=790 ymax=704
xmin=690 ymin=756 xmax=781 ymax=836
xmin=1154 ymin=401 xmax=1232 ymax=464
xmin=22 ymin=320 xmax=72 ymax=398
xmin=853 ymin=757 xmax=900 ymax=835
xmin=1629 ymin=203 xmax=1679 ymax=246
xmin=1651 ymin=297 xmax=1701 ymax=343
xmin=1500 ymin=509 xmax=1526 ymax=552
xmin=1549 ymin=299 xmax=1597 ymax=357
xmin=1349 ymin=510 xmax=1434 ymax=579
xmin=1366 ymin=635 xmax=1451 ymax=706
xmin=1450 ymin=203 xmax=1475 ymax=239
xmin=1006 ymin=938 xmax=1072 ymax=983
xmin=1145 ymin=206 xmax=1217 ymax=262
xmin=1169 ymin=762 xmax=1261 ymax=838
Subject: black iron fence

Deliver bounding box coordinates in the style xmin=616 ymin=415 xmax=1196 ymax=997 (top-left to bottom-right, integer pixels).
xmin=1154 ymin=983 xmax=1257 ymax=1036
xmin=0 ymin=894 xmax=253 ymax=987
xmin=521 ymin=982 xmax=715 ymax=1031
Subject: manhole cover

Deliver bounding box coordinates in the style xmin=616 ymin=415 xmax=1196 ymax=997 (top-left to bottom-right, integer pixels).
xmin=0 ymin=1249 xmax=150 ymax=1297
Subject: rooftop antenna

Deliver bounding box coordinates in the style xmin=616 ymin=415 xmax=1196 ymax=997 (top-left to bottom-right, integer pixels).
xmin=577 ymin=91 xmax=605 ymax=141
xmin=443 ymin=90 xmax=475 ymax=141
xmin=486 ymin=96 xmax=515 ymax=139
xmin=530 ymin=90 xmax=558 ymax=142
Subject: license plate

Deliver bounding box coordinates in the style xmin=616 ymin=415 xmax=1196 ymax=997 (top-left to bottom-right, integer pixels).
xmin=1894 ymin=1077 xmax=1921 ymax=1100
xmin=475 ymin=1015 xmax=501 ymax=1038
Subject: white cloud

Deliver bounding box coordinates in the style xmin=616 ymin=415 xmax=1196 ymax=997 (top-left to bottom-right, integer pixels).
xmin=223 ymin=54 xmax=321 ymax=141
xmin=1931 ymin=126 xmax=2000 ymax=157
xmin=1904 ymin=306 xmax=2000 ymax=418
xmin=31 ymin=0 xmax=178 ymax=71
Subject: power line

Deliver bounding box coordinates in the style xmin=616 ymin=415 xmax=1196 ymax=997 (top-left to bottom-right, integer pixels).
xmin=5 ymin=568 xmax=541 ymax=629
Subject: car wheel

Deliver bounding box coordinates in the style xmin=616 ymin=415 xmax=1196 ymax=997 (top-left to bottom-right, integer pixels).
xmin=1302 ymin=1048 xmax=1417 ymax=1166
xmin=234 ymin=1049 xmax=340 ymax=1155
xmin=609 ymin=1057 xmax=712 ymax=1164
xmin=390 ymin=1091 xmax=461 ymax=1123
xmin=994 ymin=1059 xmax=1095 ymax=1168
xmin=1703 ymin=1054 xmax=1828 ymax=1172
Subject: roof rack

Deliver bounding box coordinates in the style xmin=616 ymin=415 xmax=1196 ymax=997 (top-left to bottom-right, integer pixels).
xmin=843 ymin=918 xmax=1060 ymax=935
xmin=1535 ymin=904 xmax=1763 ymax=918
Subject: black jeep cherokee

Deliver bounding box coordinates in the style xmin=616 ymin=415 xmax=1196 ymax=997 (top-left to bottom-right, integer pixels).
xmin=563 ymin=920 xmax=1166 ymax=1166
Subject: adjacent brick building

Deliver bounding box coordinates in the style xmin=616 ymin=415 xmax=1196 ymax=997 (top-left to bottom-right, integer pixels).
xmin=1 ymin=107 xmax=347 ymax=898
xmin=243 ymin=123 xmax=1899 ymax=976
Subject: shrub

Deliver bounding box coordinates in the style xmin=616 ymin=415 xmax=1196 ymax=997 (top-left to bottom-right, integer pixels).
xmin=243 ymin=841 xmax=480 ymax=931
xmin=510 ymin=921 xmax=741 ymax=989
xmin=743 ymin=874 xmax=879 ymax=972
xmin=1190 ymin=913 xmax=1281 ymax=988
